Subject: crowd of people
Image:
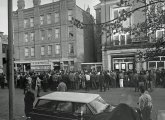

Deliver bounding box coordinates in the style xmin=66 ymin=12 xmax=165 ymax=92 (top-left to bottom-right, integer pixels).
xmin=0 ymin=68 xmax=165 ymax=93
xmin=1 ymin=68 xmax=164 ymax=120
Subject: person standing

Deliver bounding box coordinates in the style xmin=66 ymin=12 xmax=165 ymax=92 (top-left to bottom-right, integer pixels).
xmin=138 ymin=86 xmax=152 ymax=120
xmin=24 ymin=86 xmax=35 ymax=117
xmin=57 ymin=80 xmax=67 ymax=92
xmin=36 ymin=76 xmax=41 ymax=97
xmin=110 ymin=71 xmax=116 ymax=88
xmin=133 ymin=70 xmax=139 ymax=92
xmin=0 ymin=73 xmax=5 ymax=89
xmin=119 ymin=71 xmax=124 ymax=88
xmin=99 ymin=71 xmax=106 ymax=92
xmin=85 ymin=72 xmax=90 ymax=91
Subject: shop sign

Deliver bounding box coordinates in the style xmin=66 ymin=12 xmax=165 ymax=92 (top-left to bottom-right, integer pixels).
xmin=31 ymin=60 xmax=50 ymax=66
xmin=31 ymin=65 xmax=51 ymax=70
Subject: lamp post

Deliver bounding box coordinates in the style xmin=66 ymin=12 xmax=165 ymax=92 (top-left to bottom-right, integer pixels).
xmin=8 ymin=0 xmax=15 ymax=120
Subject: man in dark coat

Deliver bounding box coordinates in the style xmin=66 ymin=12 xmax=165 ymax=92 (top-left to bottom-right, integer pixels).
xmin=0 ymin=73 xmax=5 ymax=89
xmin=24 ymin=86 xmax=35 ymax=117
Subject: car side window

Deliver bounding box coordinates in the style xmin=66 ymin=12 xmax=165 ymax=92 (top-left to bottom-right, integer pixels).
xmin=74 ymin=103 xmax=92 ymax=115
xmin=36 ymin=100 xmax=57 ymax=111
xmin=55 ymin=101 xmax=73 ymax=113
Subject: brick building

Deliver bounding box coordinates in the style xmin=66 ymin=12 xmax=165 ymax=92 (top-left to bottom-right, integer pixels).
xmin=0 ymin=32 xmax=8 ymax=74
xmin=95 ymin=0 xmax=165 ymax=72
xmin=13 ymin=0 xmax=95 ymax=72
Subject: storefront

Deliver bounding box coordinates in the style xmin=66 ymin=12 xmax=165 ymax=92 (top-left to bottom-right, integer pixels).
xmin=81 ymin=62 xmax=102 ymax=72
xmin=31 ymin=60 xmax=51 ymax=72
xmin=15 ymin=61 xmax=31 ymax=73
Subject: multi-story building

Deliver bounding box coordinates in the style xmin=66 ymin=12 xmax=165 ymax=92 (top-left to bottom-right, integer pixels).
xmin=95 ymin=0 xmax=165 ymax=72
xmin=13 ymin=0 xmax=95 ymax=72
xmin=0 ymin=32 xmax=8 ymax=74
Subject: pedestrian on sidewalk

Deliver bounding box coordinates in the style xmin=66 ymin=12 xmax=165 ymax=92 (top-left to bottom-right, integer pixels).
xmin=24 ymin=86 xmax=35 ymax=117
xmin=0 ymin=73 xmax=5 ymax=89
xmin=138 ymin=86 xmax=152 ymax=120
xmin=57 ymin=80 xmax=67 ymax=92
xmin=36 ymin=76 xmax=41 ymax=97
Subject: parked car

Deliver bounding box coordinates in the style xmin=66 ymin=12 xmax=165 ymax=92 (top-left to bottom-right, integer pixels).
xmin=29 ymin=92 xmax=115 ymax=120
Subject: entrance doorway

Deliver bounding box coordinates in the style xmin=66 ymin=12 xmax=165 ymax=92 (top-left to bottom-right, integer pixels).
xmin=53 ymin=62 xmax=60 ymax=71
xmin=113 ymin=57 xmax=134 ymax=71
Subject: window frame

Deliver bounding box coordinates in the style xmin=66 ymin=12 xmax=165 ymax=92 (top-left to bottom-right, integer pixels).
xmin=41 ymin=46 xmax=45 ymax=56
xmin=40 ymin=15 xmax=44 ymax=25
xmin=47 ymin=29 xmax=52 ymax=40
xmin=30 ymin=17 xmax=34 ymax=27
xmin=30 ymin=32 xmax=35 ymax=41
xmin=69 ymin=43 xmax=74 ymax=54
xmin=31 ymin=47 xmax=35 ymax=57
xmin=55 ymin=28 xmax=60 ymax=39
xmin=24 ymin=33 xmax=28 ymax=42
xmin=24 ymin=19 xmax=28 ymax=28
xmin=25 ymin=47 xmax=29 ymax=57
xmin=55 ymin=12 xmax=60 ymax=23
xmin=68 ymin=26 xmax=74 ymax=38
xmin=48 ymin=45 xmax=52 ymax=55
xmin=55 ymin=44 xmax=60 ymax=55
xmin=47 ymin=13 xmax=52 ymax=24
xmin=68 ymin=9 xmax=73 ymax=21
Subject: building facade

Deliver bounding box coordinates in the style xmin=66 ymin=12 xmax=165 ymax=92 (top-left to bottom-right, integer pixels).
xmin=95 ymin=0 xmax=165 ymax=72
xmin=0 ymin=32 xmax=8 ymax=74
xmin=13 ymin=0 xmax=95 ymax=72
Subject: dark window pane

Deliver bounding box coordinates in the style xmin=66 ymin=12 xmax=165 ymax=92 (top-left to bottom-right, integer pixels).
xmin=126 ymin=34 xmax=132 ymax=44
xmin=113 ymin=35 xmax=119 ymax=45
xmin=114 ymin=10 xmax=118 ymax=19
xmin=149 ymin=62 xmax=156 ymax=68
xmin=120 ymin=35 xmax=125 ymax=45
xmin=157 ymin=62 xmax=164 ymax=68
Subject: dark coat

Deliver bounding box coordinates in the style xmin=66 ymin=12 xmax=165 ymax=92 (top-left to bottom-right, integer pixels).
xmin=24 ymin=91 xmax=35 ymax=117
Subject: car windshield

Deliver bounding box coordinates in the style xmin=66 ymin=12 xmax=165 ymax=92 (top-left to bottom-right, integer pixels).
xmin=88 ymin=97 xmax=109 ymax=114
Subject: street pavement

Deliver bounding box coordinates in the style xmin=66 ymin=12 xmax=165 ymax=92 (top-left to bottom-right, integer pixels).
xmin=0 ymin=87 xmax=165 ymax=120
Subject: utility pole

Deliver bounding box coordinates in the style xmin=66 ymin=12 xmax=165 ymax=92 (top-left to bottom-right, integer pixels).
xmin=8 ymin=0 xmax=15 ymax=120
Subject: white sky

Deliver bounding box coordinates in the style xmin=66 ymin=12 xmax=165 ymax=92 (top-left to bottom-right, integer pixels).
xmin=0 ymin=0 xmax=100 ymax=35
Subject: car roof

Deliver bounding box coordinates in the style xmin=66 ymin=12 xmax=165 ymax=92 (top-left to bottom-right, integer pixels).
xmin=39 ymin=92 xmax=100 ymax=103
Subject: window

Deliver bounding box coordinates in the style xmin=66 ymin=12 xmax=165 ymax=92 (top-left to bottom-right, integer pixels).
xmin=56 ymin=102 xmax=73 ymax=112
xmin=40 ymin=15 xmax=44 ymax=25
xmin=55 ymin=28 xmax=60 ymax=39
xmin=40 ymin=30 xmax=45 ymax=40
xmin=30 ymin=32 xmax=35 ymax=41
xmin=69 ymin=43 xmax=74 ymax=54
xmin=48 ymin=45 xmax=52 ymax=55
xmin=126 ymin=34 xmax=131 ymax=44
xmin=156 ymin=29 xmax=164 ymax=39
xmin=47 ymin=29 xmax=52 ymax=40
xmin=24 ymin=33 xmax=28 ymax=42
xmin=113 ymin=35 xmax=119 ymax=46
xmin=41 ymin=46 xmax=45 ymax=56
xmin=31 ymin=47 xmax=35 ymax=57
xmin=55 ymin=12 xmax=59 ymax=23
xmin=120 ymin=35 xmax=125 ymax=45
xmin=2 ymin=44 xmax=7 ymax=53
xmin=55 ymin=44 xmax=60 ymax=54
xmin=25 ymin=48 xmax=29 ymax=57
xmin=24 ymin=19 xmax=28 ymax=28
xmin=68 ymin=10 xmax=73 ymax=21
xmin=113 ymin=33 xmax=130 ymax=45
xmin=47 ymin=13 xmax=51 ymax=24
xmin=113 ymin=7 xmax=130 ymax=28
xmin=68 ymin=26 xmax=73 ymax=38
xmin=30 ymin=17 xmax=34 ymax=27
